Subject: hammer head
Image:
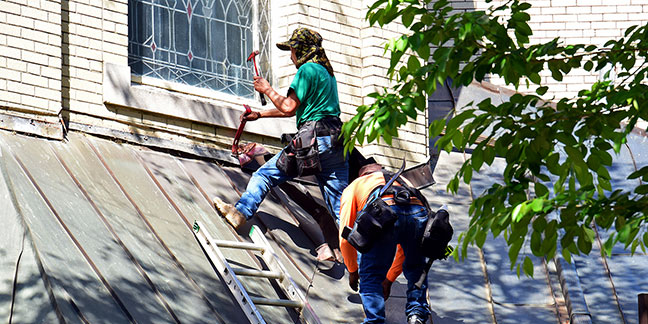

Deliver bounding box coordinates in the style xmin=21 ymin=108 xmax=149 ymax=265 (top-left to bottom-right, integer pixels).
xmin=247 ymin=50 xmax=260 ymax=62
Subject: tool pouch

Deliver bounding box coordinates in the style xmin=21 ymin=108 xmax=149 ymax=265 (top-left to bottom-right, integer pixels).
xmin=420 ymin=209 xmax=453 ymax=260
xmin=276 ymin=145 xmax=298 ymax=177
xmin=342 ymin=190 xmax=397 ymax=253
xmin=277 ymin=121 xmax=320 ymax=177
xmin=278 ymin=121 xmax=321 ymax=177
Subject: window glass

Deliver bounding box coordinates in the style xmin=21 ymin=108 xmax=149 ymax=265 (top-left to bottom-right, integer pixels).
xmin=128 ymin=0 xmax=270 ymax=98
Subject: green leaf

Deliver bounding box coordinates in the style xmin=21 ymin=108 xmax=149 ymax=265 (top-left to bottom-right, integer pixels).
xmin=508 ymin=240 xmax=523 ymax=268
xmin=528 ymin=73 xmax=541 ymax=84
xmin=603 ymin=236 xmax=615 ymax=256
xmin=433 ymin=0 xmax=448 ymax=10
xmin=523 ymin=256 xmax=534 ymax=277
xmin=535 ymin=182 xmax=548 ymax=197
xmin=536 ymin=86 xmax=548 ymax=95
xmin=464 ymin=166 xmax=473 ymax=184
xmin=628 ymin=166 xmax=648 ymax=179
xmin=512 ymin=203 xmax=526 ymax=222
xmin=599 ymin=178 xmax=612 ymax=191
xmin=416 ymin=43 xmax=430 ymax=61
xmin=529 ymin=198 xmax=543 ymax=212
xmin=429 ymin=119 xmax=446 ymax=137
xmin=407 ymin=55 xmax=421 ymax=72
xmin=577 ymin=234 xmax=592 ymax=254
xmin=532 ymin=216 xmax=547 ymax=232
xmin=402 ymin=97 xmax=417 ymax=119
xmin=452 ymin=129 xmax=464 ymax=148
xmin=635 ymin=184 xmax=648 ymax=195
xmin=531 ymin=231 xmax=542 ymax=256
xmin=472 ymin=149 xmax=484 ymax=171
xmin=475 ymin=229 xmax=487 ymax=247
xmin=562 ymin=248 xmax=572 ymax=263
xmin=446 ymin=110 xmax=475 ymax=130
xmin=402 ymin=8 xmax=415 ymax=27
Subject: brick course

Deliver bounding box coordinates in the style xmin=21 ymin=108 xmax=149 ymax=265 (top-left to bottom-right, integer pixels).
xmin=1 ymin=0 xmax=62 ymax=118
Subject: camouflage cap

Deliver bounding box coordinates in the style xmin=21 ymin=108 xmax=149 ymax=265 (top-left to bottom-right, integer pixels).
xmin=276 ymin=27 xmax=323 ymax=50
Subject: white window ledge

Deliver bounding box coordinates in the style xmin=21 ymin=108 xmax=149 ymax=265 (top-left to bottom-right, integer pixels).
xmin=103 ymin=63 xmax=296 ymax=139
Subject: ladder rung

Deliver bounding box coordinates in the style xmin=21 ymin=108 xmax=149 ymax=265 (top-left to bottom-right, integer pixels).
xmin=250 ymin=297 xmax=303 ymax=308
xmin=233 ymin=268 xmax=284 ymax=280
xmin=212 ymin=240 xmax=265 ymax=251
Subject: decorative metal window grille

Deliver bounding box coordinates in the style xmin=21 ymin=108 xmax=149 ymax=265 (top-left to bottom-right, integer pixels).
xmin=128 ymin=0 xmax=270 ymax=98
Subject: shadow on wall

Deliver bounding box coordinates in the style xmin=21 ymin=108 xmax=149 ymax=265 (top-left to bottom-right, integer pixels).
xmin=428 ymin=77 xmax=463 ymax=171
xmin=425 ymin=1 xmax=479 ymax=171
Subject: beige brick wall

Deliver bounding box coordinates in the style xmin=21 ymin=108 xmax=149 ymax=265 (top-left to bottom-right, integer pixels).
xmin=0 ymin=0 xmax=62 ymax=117
xmin=359 ymin=0 xmax=428 ymax=167
xmin=450 ymin=0 xmax=648 ymax=99
xmin=62 ymin=0 xmax=126 ymax=119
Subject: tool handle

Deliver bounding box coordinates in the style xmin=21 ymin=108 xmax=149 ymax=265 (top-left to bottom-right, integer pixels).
xmin=232 ymin=105 xmax=252 ymax=155
xmin=260 ymin=93 xmax=267 ymax=106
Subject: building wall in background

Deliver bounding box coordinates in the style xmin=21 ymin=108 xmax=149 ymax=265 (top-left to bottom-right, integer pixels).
xmin=2 ymin=0 xmax=645 ymax=167
xmin=0 ymin=0 xmax=426 ymax=168
xmin=450 ymin=0 xmax=648 ymax=99
xmin=0 ymin=0 xmax=63 ymax=138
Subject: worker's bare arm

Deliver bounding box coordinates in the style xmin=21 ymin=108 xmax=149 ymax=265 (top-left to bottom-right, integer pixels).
xmin=253 ymin=76 xmax=299 ymax=116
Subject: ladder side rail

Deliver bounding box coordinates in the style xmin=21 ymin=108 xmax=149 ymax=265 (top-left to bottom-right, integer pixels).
xmin=193 ymin=221 xmax=266 ymax=324
xmin=249 ymin=226 xmax=322 ymax=324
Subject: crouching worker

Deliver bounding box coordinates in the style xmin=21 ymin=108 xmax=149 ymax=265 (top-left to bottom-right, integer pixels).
xmin=339 ymin=162 xmax=431 ymax=324
xmin=212 ymin=27 xmax=348 ymax=238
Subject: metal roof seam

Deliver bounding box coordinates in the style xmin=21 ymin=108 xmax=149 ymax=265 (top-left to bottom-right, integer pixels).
xmin=51 ymin=146 xmax=182 ymax=324
xmin=83 ymin=138 xmax=227 ymax=322
xmin=8 ymin=149 xmax=136 ymax=323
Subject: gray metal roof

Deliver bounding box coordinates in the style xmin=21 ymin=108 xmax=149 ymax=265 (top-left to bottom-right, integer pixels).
xmin=2 ymin=123 xmax=647 ymax=323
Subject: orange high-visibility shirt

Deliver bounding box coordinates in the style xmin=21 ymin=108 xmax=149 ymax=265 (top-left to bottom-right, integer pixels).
xmin=339 ymin=172 xmax=404 ymax=282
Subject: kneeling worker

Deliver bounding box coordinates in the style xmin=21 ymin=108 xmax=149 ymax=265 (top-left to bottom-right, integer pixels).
xmin=339 ymin=162 xmax=431 ymax=324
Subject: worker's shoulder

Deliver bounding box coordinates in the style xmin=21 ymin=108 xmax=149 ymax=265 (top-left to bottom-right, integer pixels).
xmin=297 ymin=62 xmax=329 ymax=76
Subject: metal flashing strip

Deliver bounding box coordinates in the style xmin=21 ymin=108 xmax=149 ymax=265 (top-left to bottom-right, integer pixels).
xmin=0 ymin=111 xmax=63 ymax=140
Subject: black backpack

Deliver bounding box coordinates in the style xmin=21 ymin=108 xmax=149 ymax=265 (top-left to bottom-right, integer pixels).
xmin=343 ymin=170 xmax=454 ymax=260
xmin=420 ymin=207 xmax=453 ymax=261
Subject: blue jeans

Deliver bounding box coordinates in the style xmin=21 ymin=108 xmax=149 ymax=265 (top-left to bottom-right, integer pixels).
xmin=358 ymin=203 xmax=431 ymax=324
xmin=235 ymin=135 xmax=349 ymax=222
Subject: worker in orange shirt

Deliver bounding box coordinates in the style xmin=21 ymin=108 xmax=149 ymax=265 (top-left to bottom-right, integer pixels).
xmin=339 ymin=162 xmax=431 ymax=324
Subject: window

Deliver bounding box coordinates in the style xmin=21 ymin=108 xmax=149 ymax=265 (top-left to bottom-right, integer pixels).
xmin=128 ymin=0 xmax=270 ymax=98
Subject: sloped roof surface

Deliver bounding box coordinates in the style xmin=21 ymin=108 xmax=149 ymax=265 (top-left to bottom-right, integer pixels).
xmin=1 ymin=124 xmax=647 ymax=323
xmin=428 ymin=81 xmax=648 ymax=324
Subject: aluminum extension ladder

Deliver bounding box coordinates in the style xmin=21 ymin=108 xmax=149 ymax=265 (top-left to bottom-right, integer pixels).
xmin=192 ymin=221 xmax=320 ymax=324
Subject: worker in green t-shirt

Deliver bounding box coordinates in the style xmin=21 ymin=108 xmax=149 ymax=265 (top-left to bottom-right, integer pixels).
xmin=213 ymin=27 xmax=349 ymax=263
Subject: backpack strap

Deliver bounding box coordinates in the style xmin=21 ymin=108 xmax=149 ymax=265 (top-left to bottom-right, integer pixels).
xmin=380 ymin=170 xmax=431 ymax=210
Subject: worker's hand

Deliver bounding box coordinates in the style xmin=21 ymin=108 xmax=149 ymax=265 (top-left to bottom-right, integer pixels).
xmin=382 ymin=278 xmax=393 ymax=300
xmin=348 ymin=270 xmax=359 ymax=291
xmin=253 ymin=76 xmax=271 ymax=94
xmin=241 ymin=111 xmax=260 ymax=122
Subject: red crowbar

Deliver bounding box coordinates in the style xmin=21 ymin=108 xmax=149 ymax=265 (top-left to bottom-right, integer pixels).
xmin=232 ymin=104 xmax=252 ymax=156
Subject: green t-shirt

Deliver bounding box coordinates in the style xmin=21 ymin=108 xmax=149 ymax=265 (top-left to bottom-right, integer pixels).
xmin=289 ymin=62 xmax=340 ymax=127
